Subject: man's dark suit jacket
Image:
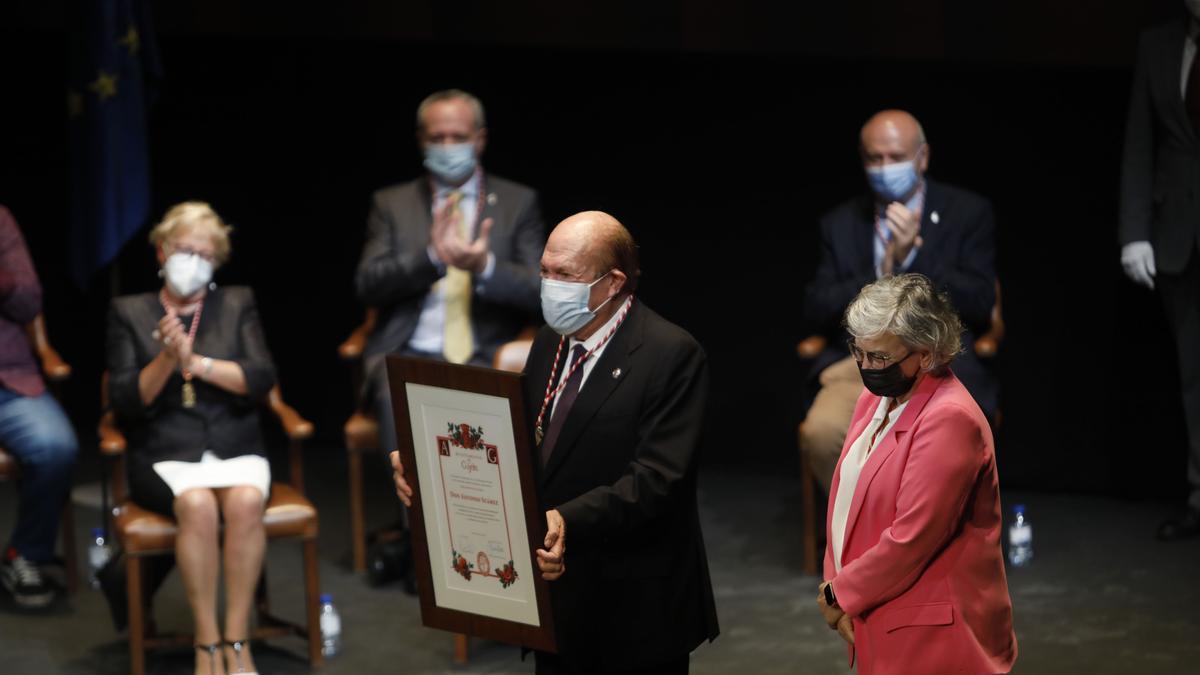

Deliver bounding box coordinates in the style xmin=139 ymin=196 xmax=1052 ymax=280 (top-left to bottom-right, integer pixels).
xmin=106 ymin=287 xmax=277 ymax=513
xmin=802 ymin=179 xmax=998 ymax=415
xmin=1120 ymin=18 xmax=1200 ymax=274
xmin=355 ymin=172 xmax=544 ymax=364
xmin=523 ymin=300 xmax=719 ymax=671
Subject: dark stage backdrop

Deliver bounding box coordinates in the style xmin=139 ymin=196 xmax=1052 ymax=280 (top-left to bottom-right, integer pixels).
xmin=0 ymin=0 xmax=1190 ymax=501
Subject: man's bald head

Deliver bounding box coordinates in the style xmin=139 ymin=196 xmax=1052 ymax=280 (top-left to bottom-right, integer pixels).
xmin=543 ymin=211 xmax=640 ymax=294
xmin=861 ymin=110 xmax=926 ymax=154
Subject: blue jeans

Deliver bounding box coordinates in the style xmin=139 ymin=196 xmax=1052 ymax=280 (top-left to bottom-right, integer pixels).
xmin=0 ymin=387 xmax=78 ymax=562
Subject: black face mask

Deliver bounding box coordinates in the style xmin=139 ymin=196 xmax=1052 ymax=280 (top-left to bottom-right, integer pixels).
xmin=858 ymin=352 xmax=920 ymax=398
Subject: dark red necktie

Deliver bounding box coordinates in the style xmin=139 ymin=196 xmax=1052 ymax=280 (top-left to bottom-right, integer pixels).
xmin=1186 ymin=50 xmax=1200 ymax=133
xmin=540 ymin=346 xmax=587 ymax=466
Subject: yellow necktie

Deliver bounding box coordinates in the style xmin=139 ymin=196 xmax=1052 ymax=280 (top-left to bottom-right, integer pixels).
xmin=442 ymin=191 xmax=474 ymax=364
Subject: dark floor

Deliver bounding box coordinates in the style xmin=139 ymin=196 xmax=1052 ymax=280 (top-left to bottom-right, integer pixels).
xmin=2 ymin=444 xmax=1199 ymax=674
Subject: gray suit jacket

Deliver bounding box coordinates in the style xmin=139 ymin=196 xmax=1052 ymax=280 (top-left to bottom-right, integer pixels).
xmin=1120 ymin=19 xmax=1200 ymax=274
xmin=355 ymin=172 xmax=545 ymax=363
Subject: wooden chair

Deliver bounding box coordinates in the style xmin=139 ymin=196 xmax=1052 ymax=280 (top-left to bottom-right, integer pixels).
xmin=796 ymin=281 xmax=1005 ymax=576
xmin=98 ymin=382 xmax=322 ymax=675
xmin=337 ymin=308 xmax=379 ymax=576
xmin=0 ymin=314 xmax=78 ymax=593
xmin=337 ymin=311 xmax=537 ymax=664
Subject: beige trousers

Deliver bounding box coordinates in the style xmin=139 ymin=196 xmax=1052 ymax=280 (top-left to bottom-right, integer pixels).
xmin=799 ymin=356 xmax=863 ymax=492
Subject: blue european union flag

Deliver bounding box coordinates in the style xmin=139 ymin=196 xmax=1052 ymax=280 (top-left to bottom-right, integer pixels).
xmin=68 ymin=0 xmax=160 ymax=288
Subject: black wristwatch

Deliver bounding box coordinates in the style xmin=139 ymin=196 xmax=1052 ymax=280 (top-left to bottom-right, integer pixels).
xmin=823 ymin=582 xmax=838 ymax=607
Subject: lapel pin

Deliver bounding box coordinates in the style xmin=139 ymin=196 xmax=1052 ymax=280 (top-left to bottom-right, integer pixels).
xmin=930 ymin=210 xmax=940 ymax=224
xmin=612 ymin=368 xmax=622 ymax=379
xmin=487 ymin=192 xmax=498 ymax=206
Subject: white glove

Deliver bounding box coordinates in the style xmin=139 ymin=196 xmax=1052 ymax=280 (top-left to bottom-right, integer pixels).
xmin=1121 ymin=241 xmax=1156 ymax=290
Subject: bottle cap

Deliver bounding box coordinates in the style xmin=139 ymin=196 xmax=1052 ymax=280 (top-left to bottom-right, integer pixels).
xmin=320 ymin=593 xmax=333 ymax=604
xmin=91 ymin=527 xmax=105 ymax=537
xmin=1013 ymin=504 xmax=1026 ymax=514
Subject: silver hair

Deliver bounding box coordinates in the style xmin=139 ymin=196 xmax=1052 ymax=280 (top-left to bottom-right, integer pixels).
xmin=843 ymin=274 xmax=964 ymax=374
xmin=415 ymin=89 xmax=486 ymax=132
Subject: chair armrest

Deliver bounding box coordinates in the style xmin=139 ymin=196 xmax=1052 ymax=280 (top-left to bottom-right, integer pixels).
xmin=26 ymin=316 xmax=71 ymax=381
xmin=492 ymin=325 xmax=540 ymax=372
xmin=38 ymin=345 xmax=71 ymax=381
xmin=337 ymin=308 xmax=378 ymax=361
xmin=975 ymin=280 xmax=1005 ymax=359
xmin=98 ymin=410 xmax=127 ymax=455
xmin=974 ymin=334 xmax=1000 ymax=359
xmin=267 ymin=385 xmax=314 ymax=440
xmin=796 ymin=335 xmax=827 ymax=360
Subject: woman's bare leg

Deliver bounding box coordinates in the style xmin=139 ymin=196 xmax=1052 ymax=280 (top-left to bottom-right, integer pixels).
xmin=174 ymin=488 xmax=225 ymax=675
xmin=217 ymin=485 xmax=266 ymax=673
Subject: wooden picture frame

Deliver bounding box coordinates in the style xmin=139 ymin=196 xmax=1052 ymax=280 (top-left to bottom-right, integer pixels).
xmin=386 ymin=355 xmax=557 ymax=653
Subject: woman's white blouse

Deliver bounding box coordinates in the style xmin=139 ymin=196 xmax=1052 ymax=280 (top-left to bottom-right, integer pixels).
xmin=830 ymin=396 xmax=909 ymax=573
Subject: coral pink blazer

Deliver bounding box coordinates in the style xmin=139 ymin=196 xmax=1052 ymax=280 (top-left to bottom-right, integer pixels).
xmin=824 ymin=372 xmax=1017 ymax=674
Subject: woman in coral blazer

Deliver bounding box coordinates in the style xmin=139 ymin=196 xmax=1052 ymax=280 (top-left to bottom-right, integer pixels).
xmin=816 ymin=274 xmax=1017 ymax=674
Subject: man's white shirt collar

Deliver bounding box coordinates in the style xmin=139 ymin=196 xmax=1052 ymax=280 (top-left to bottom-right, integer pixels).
xmin=569 ymin=297 xmax=627 ymax=354
xmin=433 ymin=171 xmax=480 ymax=200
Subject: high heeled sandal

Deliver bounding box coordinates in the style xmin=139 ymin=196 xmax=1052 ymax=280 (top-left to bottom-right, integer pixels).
xmin=194 ymin=642 xmax=221 ymax=675
xmin=223 ymin=638 xmax=259 ymax=675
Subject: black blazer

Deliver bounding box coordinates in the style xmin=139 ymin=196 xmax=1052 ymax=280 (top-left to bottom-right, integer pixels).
xmin=802 ymin=179 xmax=998 ymax=414
xmin=355 ymin=172 xmax=545 ymax=363
xmin=523 ymin=300 xmax=719 ymax=670
xmin=1120 ymin=19 xmax=1200 ymax=275
xmin=106 ymin=286 xmax=277 ymax=477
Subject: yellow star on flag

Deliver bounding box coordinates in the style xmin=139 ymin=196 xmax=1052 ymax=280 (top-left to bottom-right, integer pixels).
xmin=88 ymin=71 xmax=119 ymax=101
xmin=118 ymin=26 xmax=140 ymax=55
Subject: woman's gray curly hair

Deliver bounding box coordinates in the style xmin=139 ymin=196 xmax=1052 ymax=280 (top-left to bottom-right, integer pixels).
xmin=843 ymin=273 xmax=964 ymax=374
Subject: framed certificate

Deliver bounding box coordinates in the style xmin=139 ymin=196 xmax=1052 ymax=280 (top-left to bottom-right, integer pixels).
xmin=386 ymin=356 xmax=557 ymax=653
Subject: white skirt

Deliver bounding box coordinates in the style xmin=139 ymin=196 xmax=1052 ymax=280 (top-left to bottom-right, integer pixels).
xmin=153 ymin=450 xmax=271 ymax=501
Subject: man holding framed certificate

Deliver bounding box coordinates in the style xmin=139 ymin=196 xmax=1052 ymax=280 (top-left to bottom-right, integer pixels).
xmin=393 ymin=211 xmax=719 ymax=674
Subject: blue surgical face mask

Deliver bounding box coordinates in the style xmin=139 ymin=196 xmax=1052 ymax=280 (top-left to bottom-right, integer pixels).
xmin=540 ymin=272 xmax=613 ymax=336
xmin=865 ymin=160 xmax=920 ymax=202
xmin=423 ymin=142 xmax=477 ymax=183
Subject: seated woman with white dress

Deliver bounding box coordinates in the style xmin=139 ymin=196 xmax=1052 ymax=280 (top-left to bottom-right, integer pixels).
xmin=106 ymin=201 xmax=273 ymax=675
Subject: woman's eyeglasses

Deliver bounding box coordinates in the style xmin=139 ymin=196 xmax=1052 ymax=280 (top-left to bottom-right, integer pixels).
xmin=847 ymin=339 xmax=906 ymax=367
xmin=168 ymin=244 xmax=215 ymax=263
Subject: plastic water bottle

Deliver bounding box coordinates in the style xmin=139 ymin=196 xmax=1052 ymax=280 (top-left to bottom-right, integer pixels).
xmin=319 ymin=593 xmax=342 ymax=658
xmin=87 ymin=528 xmax=112 ymax=589
xmin=1007 ymin=505 xmax=1033 ymax=567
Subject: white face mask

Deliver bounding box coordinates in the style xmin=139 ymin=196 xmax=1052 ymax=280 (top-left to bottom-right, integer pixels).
xmin=540 ymin=271 xmax=613 ymax=336
xmin=163 ymin=252 xmax=213 ymax=298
